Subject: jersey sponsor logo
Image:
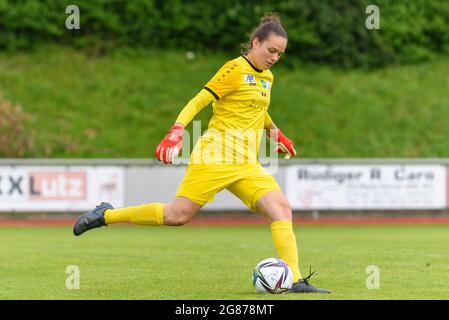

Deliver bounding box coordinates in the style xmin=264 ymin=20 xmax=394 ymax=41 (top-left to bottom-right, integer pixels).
xmin=260 ymin=79 xmax=271 ymax=89
xmin=244 ymin=74 xmax=257 ymax=86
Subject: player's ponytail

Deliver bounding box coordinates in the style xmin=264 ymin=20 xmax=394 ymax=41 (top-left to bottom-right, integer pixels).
xmin=259 ymin=12 xmax=282 ymax=25
xmin=240 ymin=12 xmax=288 ymax=55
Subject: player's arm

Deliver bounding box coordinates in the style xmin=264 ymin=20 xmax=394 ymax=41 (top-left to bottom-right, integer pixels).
xmin=155 ymin=61 xmax=241 ymax=164
xmin=155 ymin=89 xmax=213 ymax=164
xmin=264 ymin=113 xmax=297 ymax=160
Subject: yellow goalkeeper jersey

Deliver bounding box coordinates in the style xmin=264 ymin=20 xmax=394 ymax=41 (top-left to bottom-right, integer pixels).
xmin=177 ymin=56 xmax=274 ymax=164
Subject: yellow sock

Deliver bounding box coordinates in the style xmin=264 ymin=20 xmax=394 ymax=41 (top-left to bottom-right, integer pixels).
xmin=270 ymin=220 xmax=301 ymax=282
xmin=104 ymin=203 xmax=165 ymax=226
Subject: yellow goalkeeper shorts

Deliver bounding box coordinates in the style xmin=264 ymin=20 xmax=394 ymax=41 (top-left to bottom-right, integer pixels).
xmin=175 ymin=164 xmax=281 ymax=212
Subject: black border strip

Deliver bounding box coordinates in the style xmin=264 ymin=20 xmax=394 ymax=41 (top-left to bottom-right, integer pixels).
xmin=241 ymin=55 xmax=263 ymax=73
xmin=203 ymin=86 xmax=220 ymax=100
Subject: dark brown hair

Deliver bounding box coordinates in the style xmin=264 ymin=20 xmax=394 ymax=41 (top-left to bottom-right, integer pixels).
xmin=240 ymin=12 xmax=288 ymax=55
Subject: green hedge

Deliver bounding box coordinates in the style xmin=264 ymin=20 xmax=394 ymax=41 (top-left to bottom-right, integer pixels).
xmin=1 ymin=0 xmax=448 ymax=68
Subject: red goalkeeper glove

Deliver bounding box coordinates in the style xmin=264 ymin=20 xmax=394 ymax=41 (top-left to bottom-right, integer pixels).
xmin=155 ymin=124 xmax=184 ymax=164
xmin=268 ymin=128 xmax=297 ymax=160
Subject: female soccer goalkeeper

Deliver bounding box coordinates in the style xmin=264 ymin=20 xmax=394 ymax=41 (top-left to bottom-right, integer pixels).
xmin=73 ymin=12 xmax=330 ymax=294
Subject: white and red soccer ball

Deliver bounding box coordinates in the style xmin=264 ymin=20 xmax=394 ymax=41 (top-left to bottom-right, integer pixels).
xmin=252 ymin=258 xmax=293 ymax=294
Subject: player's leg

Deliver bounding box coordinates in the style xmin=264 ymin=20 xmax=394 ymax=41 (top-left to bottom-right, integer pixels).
xmin=227 ymin=166 xmax=330 ymax=293
xmin=163 ymin=196 xmax=202 ymax=226
xmin=73 ymin=164 xmax=222 ymax=236
xmin=226 ymin=173 xmax=301 ymax=279
xmin=255 ymin=191 xmax=300 ymax=280
xmin=73 ymin=196 xmax=202 ymax=236
xmin=254 ymin=190 xmax=292 ymax=222
xmin=256 ymin=190 xmax=330 ymax=293
xmin=106 ymin=196 xmax=202 ymax=226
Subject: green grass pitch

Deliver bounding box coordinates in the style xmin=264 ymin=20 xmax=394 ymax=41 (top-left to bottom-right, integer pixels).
xmin=1 ymin=224 xmax=448 ymax=299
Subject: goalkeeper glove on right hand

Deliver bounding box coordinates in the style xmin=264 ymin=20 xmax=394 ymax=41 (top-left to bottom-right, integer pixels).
xmin=155 ymin=124 xmax=184 ymax=164
xmin=268 ymin=128 xmax=297 ymax=160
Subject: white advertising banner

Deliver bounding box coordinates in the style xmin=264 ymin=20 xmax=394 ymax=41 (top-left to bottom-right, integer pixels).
xmin=286 ymin=165 xmax=447 ymax=210
xmin=0 ymin=166 xmax=124 ymax=211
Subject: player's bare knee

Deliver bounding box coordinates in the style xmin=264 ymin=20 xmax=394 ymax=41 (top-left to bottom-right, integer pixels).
xmin=278 ymin=199 xmax=292 ymax=221
xmin=164 ymin=214 xmax=189 ymax=226
xmin=174 ymin=213 xmax=192 ymax=226
xmin=165 ymin=206 xmax=196 ymax=226
xmin=168 ymin=217 xmax=189 ymax=226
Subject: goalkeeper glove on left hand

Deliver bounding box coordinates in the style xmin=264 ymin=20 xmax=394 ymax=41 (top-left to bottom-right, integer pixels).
xmin=155 ymin=124 xmax=184 ymax=164
xmin=268 ymin=128 xmax=297 ymax=160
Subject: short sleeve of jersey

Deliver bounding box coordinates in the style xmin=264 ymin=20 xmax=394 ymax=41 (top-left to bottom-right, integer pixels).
xmin=204 ymin=61 xmax=242 ymax=100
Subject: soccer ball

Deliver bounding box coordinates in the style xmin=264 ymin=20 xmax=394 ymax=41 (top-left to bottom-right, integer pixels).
xmin=252 ymin=258 xmax=293 ymax=294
